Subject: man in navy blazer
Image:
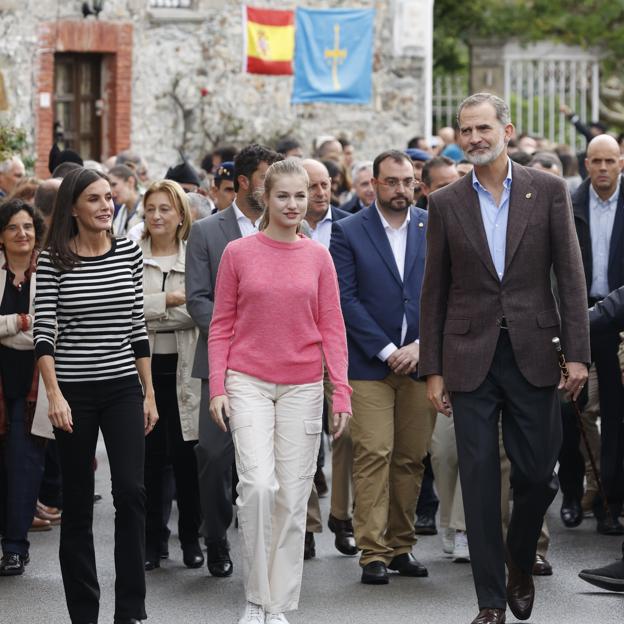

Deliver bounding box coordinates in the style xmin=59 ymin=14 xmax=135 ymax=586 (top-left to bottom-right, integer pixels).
xmin=330 ymin=149 xmax=436 ymax=585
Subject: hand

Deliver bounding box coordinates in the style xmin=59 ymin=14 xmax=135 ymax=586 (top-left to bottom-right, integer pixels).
xmin=165 ymin=290 xmax=186 ymax=307
xmin=332 ymin=412 xmax=351 ymax=439
xmin=388 ymin=342 xmax=419 ymax=375
xmin=559 ymin=103 xmax=572 ymax=116
xmin=558 ymin=361 xmax=588 ymax=401
xmin=426 ymin=374 xmax=452 ymax=417
xmin=209 ymin=395 xmax=230 ymax=432
xmin=143 ymin=392 xmax=159 ymax=435
xmin=47 ymin=390 xmax=73 ymax=433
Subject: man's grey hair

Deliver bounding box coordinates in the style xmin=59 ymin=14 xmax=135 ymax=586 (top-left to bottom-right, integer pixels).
xmin=457 ymin=93 xmax=511 ymax=126
xmin=0 ymin=155 xmax=23 ymax=174
xmin=187 ymin=192 xmax=213 ymax=220
xmin=351 ymin=160 xmax=373 ymax=181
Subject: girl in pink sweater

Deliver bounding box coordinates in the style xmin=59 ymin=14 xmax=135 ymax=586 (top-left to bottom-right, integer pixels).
xmin=208 ymin=158 xmax=351 ymax=624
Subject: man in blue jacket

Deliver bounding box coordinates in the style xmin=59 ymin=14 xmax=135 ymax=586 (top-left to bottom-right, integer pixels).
xmin=330 ymin=149 xmax=435 ymax=585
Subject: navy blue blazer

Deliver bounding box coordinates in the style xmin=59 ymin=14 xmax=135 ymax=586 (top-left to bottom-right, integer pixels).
xmin=330 ymin=203 xmax=428 ymax=380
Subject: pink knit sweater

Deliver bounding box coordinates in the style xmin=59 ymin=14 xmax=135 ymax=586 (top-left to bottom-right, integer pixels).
xmin=208 ymin=231 xmax=352 ymax=414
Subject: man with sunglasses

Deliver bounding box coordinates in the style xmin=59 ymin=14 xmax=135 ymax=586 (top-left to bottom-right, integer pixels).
xmin=330 ymin=149 xmax=435 ymax=585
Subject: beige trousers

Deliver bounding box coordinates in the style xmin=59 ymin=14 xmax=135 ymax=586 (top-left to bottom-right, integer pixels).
xmin=580 ymin=364 xmax=601 ymax=491
xmin=226 ymin=370 xmax=323 ymax=613
xmin=350 ymin=374 xmax=436 ymax=566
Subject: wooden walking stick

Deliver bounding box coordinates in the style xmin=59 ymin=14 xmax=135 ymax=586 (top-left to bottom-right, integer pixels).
xmin=552 ymin=337 xmax=610 ymax=520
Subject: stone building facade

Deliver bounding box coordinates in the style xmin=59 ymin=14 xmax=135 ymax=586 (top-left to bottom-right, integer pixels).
xmin=0 ymin=0 xmax=427 ymax=177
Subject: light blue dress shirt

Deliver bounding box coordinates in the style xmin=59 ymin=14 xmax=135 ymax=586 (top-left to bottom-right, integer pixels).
xmin=589 ymin=179 xmax=620 ymax=299
xmin=308 ymin=207 xmax=333 ymax=249
xmin=472 ymin=159 xmax=513 ymax=281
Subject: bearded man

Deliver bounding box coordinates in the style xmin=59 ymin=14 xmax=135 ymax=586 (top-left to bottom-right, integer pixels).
xmin=419 ymin=93 xmax=589 ymax=624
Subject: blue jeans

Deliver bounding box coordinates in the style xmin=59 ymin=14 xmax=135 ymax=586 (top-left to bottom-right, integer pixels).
xmin=1 ymin=397 xmax=45 ymax=557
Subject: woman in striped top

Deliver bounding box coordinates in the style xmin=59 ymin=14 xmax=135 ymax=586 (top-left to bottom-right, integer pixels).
xmin=34 ymin=167 xmax=158 ymax=624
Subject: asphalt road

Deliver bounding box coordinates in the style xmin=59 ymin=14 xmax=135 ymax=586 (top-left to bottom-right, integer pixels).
xmin=2 ymin=438 xmax=622 ymax=624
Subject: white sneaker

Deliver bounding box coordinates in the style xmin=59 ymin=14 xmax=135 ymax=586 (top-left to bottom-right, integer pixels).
xmin=442 ymin=527 xmax=455 ymax=555
xmin=238 ymin=602 xmax=265 ymax=624
xmin=452 ymin=530 xmax=470 ymax=563
xmin=265 ymin=614 xmax=290 ymax=624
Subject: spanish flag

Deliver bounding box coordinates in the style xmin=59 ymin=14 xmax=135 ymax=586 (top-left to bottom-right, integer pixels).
xmin=244 ymin=6 xmax=295 ymax=75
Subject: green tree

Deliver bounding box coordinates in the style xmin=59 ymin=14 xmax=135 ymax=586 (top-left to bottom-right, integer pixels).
xmin=434 ymin=1 xmax=624 ymax=74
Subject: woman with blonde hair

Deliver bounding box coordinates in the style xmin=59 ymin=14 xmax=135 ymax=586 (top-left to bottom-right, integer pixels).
xmin=208 ymin=158 xmax=351 ymax=624
xmin=140 ymin=179 xmax=203 ymax=571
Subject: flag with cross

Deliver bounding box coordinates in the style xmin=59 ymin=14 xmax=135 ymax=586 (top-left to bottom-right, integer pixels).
xmin=291 ymin=7 xmax=375 ymax=104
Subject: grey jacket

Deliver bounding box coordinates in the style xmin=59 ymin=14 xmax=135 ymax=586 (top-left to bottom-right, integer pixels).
xmin=185 ymin=205 xmax=242 ymax=379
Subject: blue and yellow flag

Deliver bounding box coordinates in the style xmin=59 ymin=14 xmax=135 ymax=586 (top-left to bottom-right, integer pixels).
xmin=292 ymin=7 xmax=374 ymax=104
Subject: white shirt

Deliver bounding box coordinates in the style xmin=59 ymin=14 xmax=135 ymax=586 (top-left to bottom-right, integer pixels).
xmin=589 ymin=179 xmax=620 ymax=299
xmin=233 ymin=201 xmax=260 ymax=238
xmin=308 ymin=207 xmax=333 ymax=249
xmin=375 ymin=207 xmax=411 ymax=362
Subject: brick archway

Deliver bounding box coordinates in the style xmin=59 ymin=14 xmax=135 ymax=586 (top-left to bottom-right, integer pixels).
xmin=35 ymin=20 xmax=133 ymax=178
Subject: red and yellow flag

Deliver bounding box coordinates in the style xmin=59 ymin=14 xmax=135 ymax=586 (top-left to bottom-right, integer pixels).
xmin=244 ymin=6 xmax=295 ymax=75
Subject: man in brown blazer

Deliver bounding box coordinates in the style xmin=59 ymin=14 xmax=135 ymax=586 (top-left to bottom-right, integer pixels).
xmin=419 ymin=93 xmax=589 ymax=624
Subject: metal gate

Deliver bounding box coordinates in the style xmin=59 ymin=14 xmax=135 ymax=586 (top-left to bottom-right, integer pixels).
xmin=503 ymin=42 xmax=601 ymax=149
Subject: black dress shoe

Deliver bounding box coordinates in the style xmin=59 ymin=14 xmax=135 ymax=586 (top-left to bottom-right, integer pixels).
xmin=597 ymin=511 xmax=624 ymax=536
xmin=0 ymin=553 xmax=29 ymax=576
xmin=113 ymin=619 xmax=143 ymax=623
xmin=388 ymin=552 xmax=428 ymax=577
xmin=579 ymin=557 xmax=624 ymax=592
xmin=304 ymin=532 xmax=316 ymax=560
xmin=361 ymin=561 xmax=389 ymax=584
xmin=327 ymin=515 xmax=359 ymax=556
xmin=182 ymin=543 xmax=205 ymax=569
xmin=207 ymin=538 xmax=233 ymax=577
xmin=506 ymin=553 xmax=534 ymax=621
xmin=471 ymin=608 xmax=506 ymax=624
xmin=532 ymin=554 xmax=553 ymax=576
xmin=414 ymin=512 xmax=437 ymax=535
xmin=144 ymin=558 xmax=160 ymax=571
xmin=560 ymin=496 xmax=583 ymax=528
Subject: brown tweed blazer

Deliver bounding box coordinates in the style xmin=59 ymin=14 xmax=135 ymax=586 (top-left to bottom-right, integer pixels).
xmin=419 ymin=161 xmax=590 ymax=392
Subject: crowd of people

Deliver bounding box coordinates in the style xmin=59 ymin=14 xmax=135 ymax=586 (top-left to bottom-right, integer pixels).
xmin=0 ymin=92 xmax=623 ymax=624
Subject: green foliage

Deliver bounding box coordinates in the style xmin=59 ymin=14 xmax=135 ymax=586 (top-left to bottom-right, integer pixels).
xmin=434 ymin=0 xmax=624 ymax=74
xmin=0 ymin=124 xmax=33 ymax=170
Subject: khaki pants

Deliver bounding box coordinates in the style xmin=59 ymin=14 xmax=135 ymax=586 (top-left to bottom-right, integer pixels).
xmin=350 ymin=374 xmax=435 ymax=566
xmin=580 ymin=364 xmax=601 ymax=491
xmin=226 ymin=371 xmax=323 ymax=613
xmin=430 ymin=413 xmax=465 ymax=531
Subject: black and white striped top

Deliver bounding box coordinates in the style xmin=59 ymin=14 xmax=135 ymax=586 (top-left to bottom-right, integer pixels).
xmin=34 ymin=237 xmax=150 ymax=382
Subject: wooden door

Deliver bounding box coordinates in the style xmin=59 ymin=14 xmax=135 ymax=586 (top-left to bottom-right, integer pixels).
xmin=54 ymin=54 xmax=102 ymax=161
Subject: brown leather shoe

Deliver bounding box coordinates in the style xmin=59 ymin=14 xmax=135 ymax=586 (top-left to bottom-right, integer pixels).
xmin=29 ymin=516 xmax=52 ymax=532
xmin=35 ymin=502 xmax=61 ymax=525
xmin=506 ymin=554 xmax=535 ymax=620
xmin=471 ymin=608 xmax=506 ymax=624
xmin=532 ymin=554 xmax=553 ymax=576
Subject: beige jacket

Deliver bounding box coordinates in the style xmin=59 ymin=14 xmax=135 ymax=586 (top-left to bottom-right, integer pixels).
xmin=0 ymin=260 xmax=53 ymax=439
xmin=140 ymin=238 xmax=200 ymax=441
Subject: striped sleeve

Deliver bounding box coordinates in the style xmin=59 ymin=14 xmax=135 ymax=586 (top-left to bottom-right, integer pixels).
xmin=129 ymin=242 xmax=150 ymax=359
xmin=33 ymin=249 xmax=60 ymax=360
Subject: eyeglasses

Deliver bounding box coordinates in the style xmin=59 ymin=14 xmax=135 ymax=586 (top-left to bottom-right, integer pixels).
xmin=376 ymin=178 xmax=417 ymax=190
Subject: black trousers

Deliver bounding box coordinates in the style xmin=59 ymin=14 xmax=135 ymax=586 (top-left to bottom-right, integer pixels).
xmin=56 ymin=376 xmax=146 ymax=624
xmin=195 ymin=379 xmax=235 ymax=543
xmin=557 ymin=399 xmax=585 ymax=501
xmin=39 ymin=439 xmax=63 ymax=509
xmin=451 ymin=331 xmax=561 ymax=610
xmin=592 ymin=331 xmax=624 ymax=510
xmin=415 ymin=453 xmax=439 ymax=517
xmin=145 ymin=355 xmax=201 ymax=560
xmin=1 ymin=398 xmax=45 ymax=557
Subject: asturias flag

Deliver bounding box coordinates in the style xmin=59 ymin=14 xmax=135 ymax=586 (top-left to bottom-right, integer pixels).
xmin=244 ymin=5 xmax=295 ymax=75
xmin=292 ymin=7 xmax=374 ymax=104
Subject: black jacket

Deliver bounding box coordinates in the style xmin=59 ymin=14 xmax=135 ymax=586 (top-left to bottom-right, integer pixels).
xmin=572 ymin=176 xmax=624 ymax=302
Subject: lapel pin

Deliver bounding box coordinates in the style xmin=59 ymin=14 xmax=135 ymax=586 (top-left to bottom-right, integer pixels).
xmin=526 ymin=192 xmax=532 ymax=199
xmin=418 ymin=222 xmax=424 ymax=228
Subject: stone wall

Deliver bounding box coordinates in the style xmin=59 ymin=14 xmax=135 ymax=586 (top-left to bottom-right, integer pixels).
xmin=0 ymin=0 xmax=427 ymax=175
